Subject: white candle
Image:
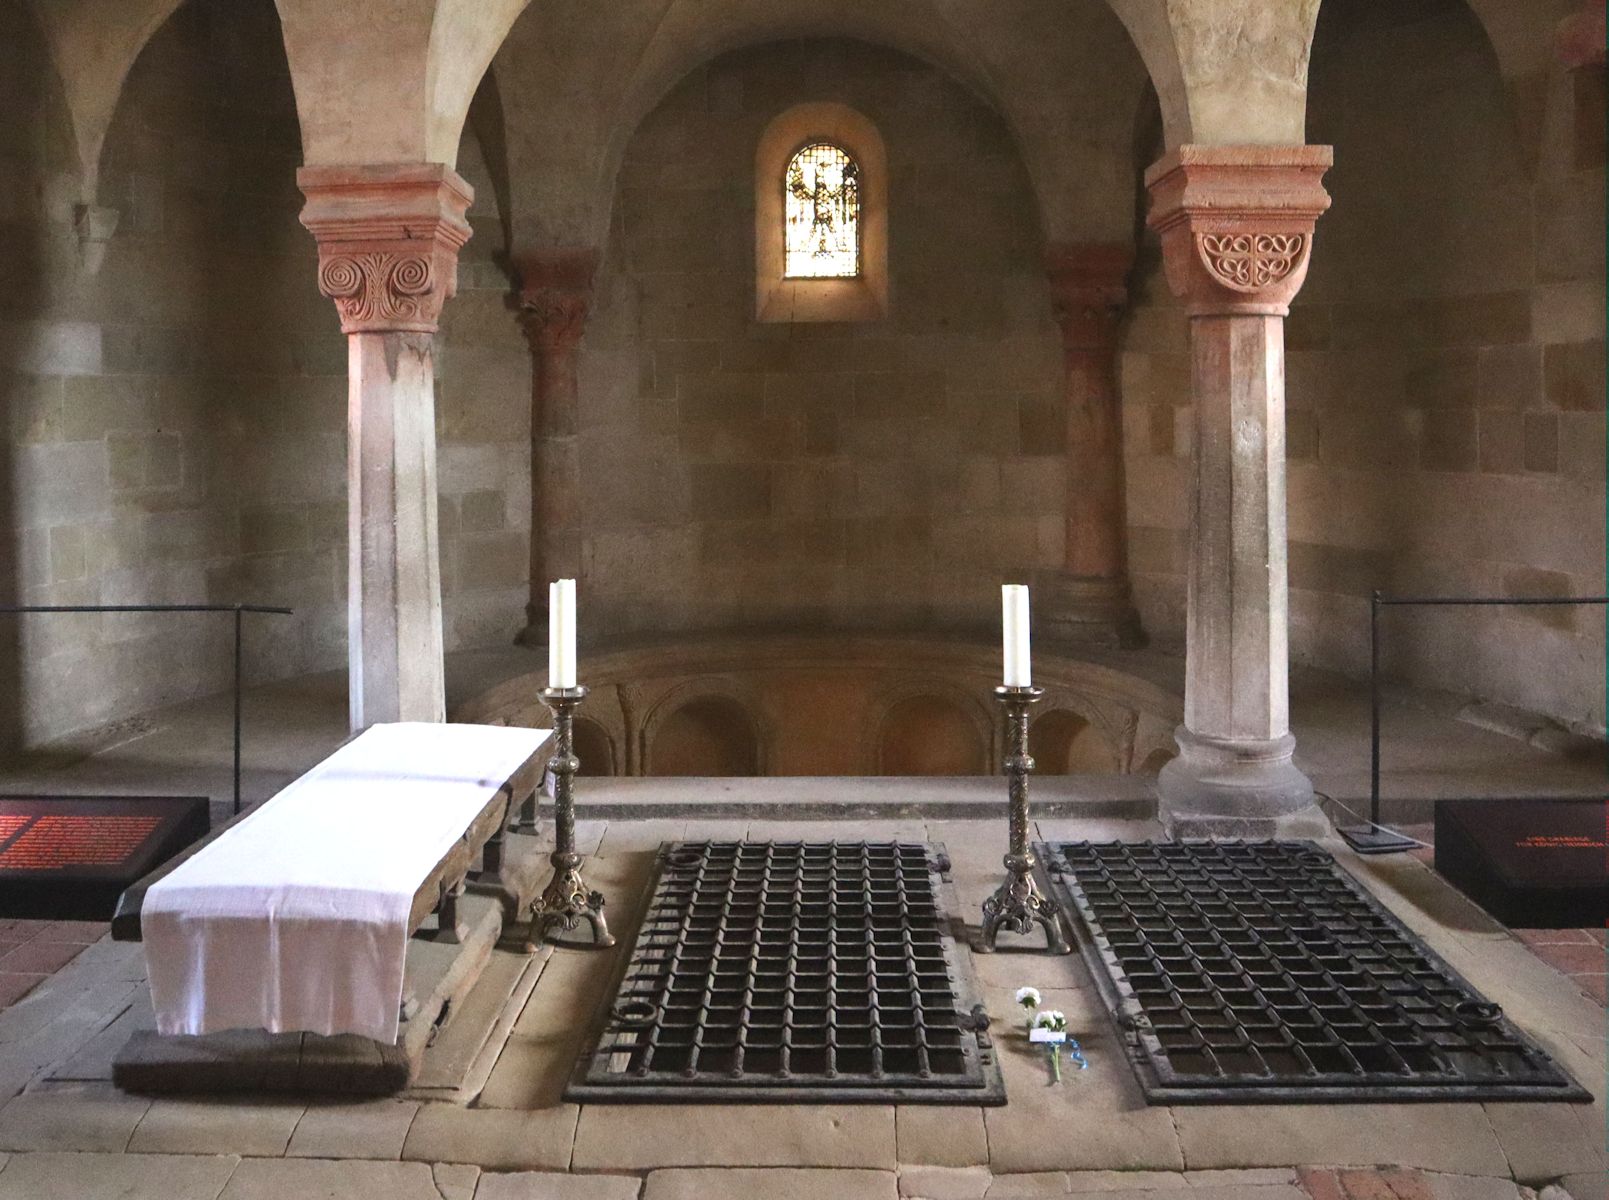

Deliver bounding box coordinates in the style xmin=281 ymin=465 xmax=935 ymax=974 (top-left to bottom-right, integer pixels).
xmin=548 ymin=578 xmax=577 ymax=689
xmin=1002 ymin=583 xmax=1031 ymax=687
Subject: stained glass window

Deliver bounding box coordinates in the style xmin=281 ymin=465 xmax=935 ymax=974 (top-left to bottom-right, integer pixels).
xmin=784 ymin=142 xmax=861 ymax=279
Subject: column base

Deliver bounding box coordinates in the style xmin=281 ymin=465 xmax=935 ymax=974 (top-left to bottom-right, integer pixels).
xmin=1034 ymin=572 xmax=1145 ymax=650
xmin=1156 ymin=726 xmax=1329 ymax=840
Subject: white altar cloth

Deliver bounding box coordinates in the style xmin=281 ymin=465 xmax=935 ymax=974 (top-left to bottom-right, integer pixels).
xmin=144 ymin=721 xmax=551 ymax=1044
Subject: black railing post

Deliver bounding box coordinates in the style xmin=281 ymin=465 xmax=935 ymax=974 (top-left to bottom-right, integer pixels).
xmin=1340 ymin=590 xmax=1609 ymax=855
xmin=233 ymin=606 xmax=244 ymax=816
xmin=1370 ymin=588 xmax=1381 ymax=829
xmin=0 ymin=604 xmax=291 ymax=819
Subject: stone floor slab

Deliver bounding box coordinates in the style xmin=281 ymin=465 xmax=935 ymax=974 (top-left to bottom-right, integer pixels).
xmin=0 ymin=1084 xmax=150 ymax=1152
xmin=1556 ymin=1173 xmax=1609 ymax=1200
xmin=1423 ymin=1173 xmax=1528 ymax=1200
xmin=1183 ymin=1169 xmax=1300 ymax=1186
xmin=981 ymin=1020 xmax=1183 ymax=1174
xmin=898 ymin=1164 xmax=992 ymax=1199
xmin=984 ymin=1174 xmax=1075 ymax=1198
xmin=218 ymin=1156 xmax=444 ymax=1200
xmin=642 ymin=1167 xmax=898 ymax=1200
xmin=432 ymin=1162 xmax=480 ymax=1200
xmin=895 ymin=1105 xmax=989 ymax=1167
xmin=285 ymin=1099 xmax=418 ymax=1160
xmin=401 ymin=1101 xmax=579 ymax=1170
xmin=128 ymin=1098 xmax=303 ymax=1156
xmin=475 ymin=1170 xmax=643 ymax=1198
xmin=1060 ymin=1172 xmax=1190 ymax=1192
xmin=1171 ymin=1103 xmax=1510 ymax=1176
xmin=572 ymin=1104 xmax=897 ymax=1171
xmin=0 ymin=1150 xmax=239 ymax=1199
xmin=1485 ymin=1102 xmax=1607 ymax=1183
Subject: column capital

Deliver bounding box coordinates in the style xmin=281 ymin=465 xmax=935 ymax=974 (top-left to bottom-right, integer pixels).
xmin=1557 ymin=0 xmax=1607 ymax=69
xmin=1144 ymin=145 xmax=1332 ymax=317
xmin=297 ymin=163 xmax=474 ymax=335
xmin=1045 ymin=242 xmax=1133 ymax=350
xmin=517 ymin=248 xmax=599 ymax=354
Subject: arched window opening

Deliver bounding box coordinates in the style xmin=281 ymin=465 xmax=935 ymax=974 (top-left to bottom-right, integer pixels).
xmin=784 ymin=142 xmax=860 ymax=278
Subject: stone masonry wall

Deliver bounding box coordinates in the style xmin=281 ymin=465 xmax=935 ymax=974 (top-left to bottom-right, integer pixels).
xmin=0 ymin=0 xmax=529 ymax=748
xmin=1121 ymin=0 xmax=1607 ymax=732
xmin=574 ymin=40 xmax=1067 ymax=641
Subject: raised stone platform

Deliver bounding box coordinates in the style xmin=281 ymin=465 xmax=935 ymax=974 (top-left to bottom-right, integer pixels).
xmin=109 ymin=829 xmax=552 ymax=1096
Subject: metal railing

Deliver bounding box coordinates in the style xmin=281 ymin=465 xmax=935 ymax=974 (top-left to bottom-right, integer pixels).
xmin=1358 ymin=589 xmax=1608 ymax=844
xmin=0 ymin=604 xmax=294 ymax=815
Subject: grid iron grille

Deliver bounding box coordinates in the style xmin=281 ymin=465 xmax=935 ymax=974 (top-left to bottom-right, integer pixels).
xmin=567 ymin=841 xmax=1003 ymax=1104
xmin=1040 ymin=840 xmax=1590 ymax=1104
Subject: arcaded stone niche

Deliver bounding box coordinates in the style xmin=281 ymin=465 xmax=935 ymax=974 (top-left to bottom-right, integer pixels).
xmin=573 ymin=716 xmax=617 ymax=776
xmin=1030 ymin=709 xmax=1120 ymax=774
xmin=876 ymin=695 xmax=988 ymax=776
xmin=573 ymin=39 xmax=1067 ymax=642
xmin=1121 ymin=0 xmax=1607 ymax=734
xmin=648 ymin=695 xmax=762 ymax=777
xmin=452 ymin=634 xmax=1184 ymax=778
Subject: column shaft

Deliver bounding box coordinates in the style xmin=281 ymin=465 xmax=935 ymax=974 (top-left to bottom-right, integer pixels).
xmin=298 ymin=163 xmax=472 ymax=732
xmin=1144 ymin=144 xmax=1331 ymax=838
xmin=347 ymin=332 xmax=444 ymax=726
xmin=515 ymin=250 xmax=596 ymax=647
xmin=1184 ymin=313 xmax=1287 ymax=742
xmin=1038 ymin=243 xmax=1142 ymax=648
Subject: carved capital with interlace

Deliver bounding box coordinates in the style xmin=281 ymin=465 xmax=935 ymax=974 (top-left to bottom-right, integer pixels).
xmin=297 ymin=163 xmax=474 ymax=335
xmin=517 ymin=249 xmax=599 ymax=355
xmin=1145 ymin=145 xmax=1331 ymax=317
xmin=1045 ymin=243 xmax=1133 ymax=352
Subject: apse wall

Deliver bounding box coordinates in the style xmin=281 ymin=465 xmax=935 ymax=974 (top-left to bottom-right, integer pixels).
xmin=574 ymin=39 xmax=1067 ymax=641
xmin=0 ymin=0 xmax=529 ymax=748
xmin=1121 ymin=0 xmax=1607 ymax=733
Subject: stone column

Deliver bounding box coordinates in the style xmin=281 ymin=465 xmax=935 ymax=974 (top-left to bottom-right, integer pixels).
xmin=298 ymin=163 xmax=473 ymax=730
xmin=514 ymin=249 xmax=597 ymax=648
xmin=1037 ymin=243 xmax=1143 ymax=649
xmin=1144 ymin=145 xmax=1332 ymax=838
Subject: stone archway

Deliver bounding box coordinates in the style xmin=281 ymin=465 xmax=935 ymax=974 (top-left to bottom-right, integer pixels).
xmin=648 ymin=695 xmax=762 ymax=777
xmin=877 ymin=695 xmax=990 ymax=776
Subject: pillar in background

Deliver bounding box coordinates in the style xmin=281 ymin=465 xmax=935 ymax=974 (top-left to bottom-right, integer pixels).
xmin=1145 ymin=145 xmax=1332 ymax=838
xmin=1037 ymin=243 xmax=1143 ymax=649
xmin=514 ymin=249 xmax=597 ymax=648
xmin=298 ymin=163 xmax=472 ymax=731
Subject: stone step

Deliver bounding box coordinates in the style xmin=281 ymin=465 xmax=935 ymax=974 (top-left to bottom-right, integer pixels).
xmin=571 ymin=776 xmax=1157 ymax=821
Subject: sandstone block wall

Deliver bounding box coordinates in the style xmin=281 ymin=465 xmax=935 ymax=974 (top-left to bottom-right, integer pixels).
xmin=574 ymin=40 xmax=1068 ymax=642
xmin=1122 ymin=0 xmax=1607 ymax=732
xmin=0 ymin=0 xmax=529 ymax=748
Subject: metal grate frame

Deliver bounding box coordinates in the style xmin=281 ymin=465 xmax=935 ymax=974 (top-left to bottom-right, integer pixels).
xmin=1039 ymin=840 xmax=1591 ymax=1105
xmin=567 ymin=840 xmax=1003 ymax=1104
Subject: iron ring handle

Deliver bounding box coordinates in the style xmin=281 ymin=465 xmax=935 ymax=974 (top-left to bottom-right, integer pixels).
xmin=612 ymin=998 xmax=658 ymax=1028
xmin=1453 ymin=1000 xmax=1502 ymax=1027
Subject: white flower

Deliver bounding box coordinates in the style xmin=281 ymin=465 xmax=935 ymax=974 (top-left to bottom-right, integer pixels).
xmin=1032 ymin=1009 xmax=1067 ymax=1033
xmin=1014 ymin=986 xmax=1041 ymax=1009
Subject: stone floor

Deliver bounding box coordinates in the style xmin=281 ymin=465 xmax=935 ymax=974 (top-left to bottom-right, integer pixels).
xmin=1397 ymin=824 xmax=1605 ymax=1007
xmin=0 ymin=660 xmax=1598 ymax=1199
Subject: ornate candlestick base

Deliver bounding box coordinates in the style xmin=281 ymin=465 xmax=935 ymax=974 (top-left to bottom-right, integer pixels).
xmin=977 ymin=685 xmax=1071 ymax=955
xmin=524 ymin=685 xmax=615 ymax=950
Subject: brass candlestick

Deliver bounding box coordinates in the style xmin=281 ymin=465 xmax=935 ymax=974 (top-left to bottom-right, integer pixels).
xmin=978 ymin=684 xmax=1069 ymax=954
xmin=525 ymin=685 xmax=614 ymax=950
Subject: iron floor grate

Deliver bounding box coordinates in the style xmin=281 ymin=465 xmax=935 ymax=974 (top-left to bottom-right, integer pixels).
xmin=1038 ymin=840 xmax=1591 ymax=1105
xmin=566 ymin=840 xmax=1004 ymax=1104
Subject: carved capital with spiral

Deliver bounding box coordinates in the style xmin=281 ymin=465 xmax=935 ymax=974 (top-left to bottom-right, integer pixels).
xmin=298 ymin=163 xmax=474 ymax=335
xmin=517 ymin=248 xmax=599 ymax=355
